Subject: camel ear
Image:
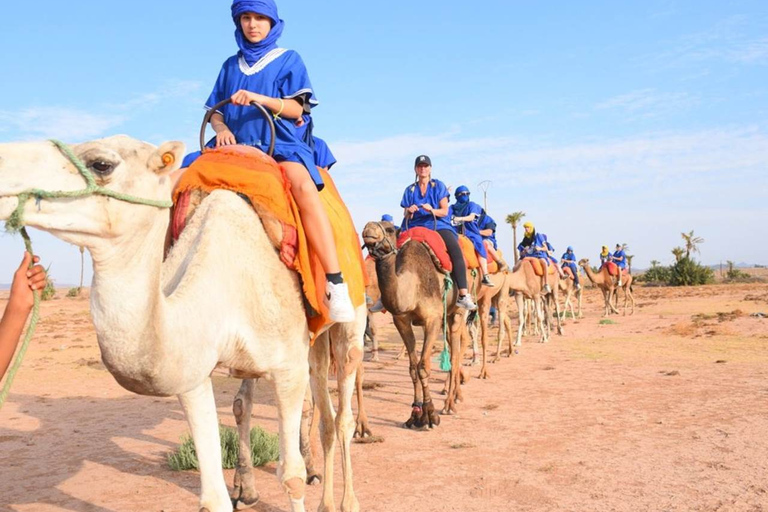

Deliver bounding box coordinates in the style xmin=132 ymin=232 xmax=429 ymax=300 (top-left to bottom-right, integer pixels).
xmin=148 ymin=141 xmax=185 ymax=176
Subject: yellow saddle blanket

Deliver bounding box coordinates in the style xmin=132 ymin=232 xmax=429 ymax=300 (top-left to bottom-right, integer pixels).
xmin=172 ymin=145 xmax=365 ymax=342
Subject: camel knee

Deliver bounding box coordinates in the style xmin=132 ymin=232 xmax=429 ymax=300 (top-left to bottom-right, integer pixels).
xmin=283 ymin=476 xmax=306 ymax=501
xmin=343 ymin=346 xmax=363 ymax=377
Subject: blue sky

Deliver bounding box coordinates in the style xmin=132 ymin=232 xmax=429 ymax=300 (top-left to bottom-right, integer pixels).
xmin=1 ymin=1 xmax=766 ymax=284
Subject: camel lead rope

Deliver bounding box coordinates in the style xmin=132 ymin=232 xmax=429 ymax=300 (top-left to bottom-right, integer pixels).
xmin=0 ymin=228 xmax=41 ymax=409
xmin=439 ymin=275 xmax=453 ymax=372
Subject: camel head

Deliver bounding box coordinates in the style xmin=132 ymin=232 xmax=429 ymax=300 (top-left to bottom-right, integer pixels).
xmin=578 ymin=258 xmax=590 ymax=268
xmin=362 ymin=220 xmax=398 ymax=260
xmin=0 ymin=136 xmax=184 ymax=250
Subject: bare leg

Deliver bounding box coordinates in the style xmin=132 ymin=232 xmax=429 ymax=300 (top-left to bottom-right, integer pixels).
xmin=283 ymin=162 xmax=340 ymax=274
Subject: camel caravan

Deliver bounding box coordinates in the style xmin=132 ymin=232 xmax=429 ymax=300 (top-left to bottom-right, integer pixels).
xmin=0 ymin=138 xmax=636 ymax=512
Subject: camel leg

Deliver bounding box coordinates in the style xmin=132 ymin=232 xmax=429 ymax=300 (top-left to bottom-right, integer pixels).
xmin=365 ymin=311 xmax=380 ymax=362
xmin=300 ymin=386 xmax=322 ymax=485
xmin=537 ymin=297 xmax=548 ymax=343
xmin=470 ymin=315 xmax=480 ymax=365
xmin=309 ymin=333 xmax=337 ymax=512
xmin=231 ymin=379 xmax=260 ymax=508
xmin=178 ymin=378 xmax=233 ymax=512
xmin=477 ymin=301 xmax=491 ymax=379
xmin=331 ymin=314 xmax=364 ymax=512
xmin=515 ymin=294 xmax=525 ymax=347
xmin=353 ymin=362 xmax=372 ymax=438
xmin=417 ymin=318 xmax=441 ymax=428
xmin=442 ymin=312 xmax=463 ymax=415
xmin=551 ymin=286 xmax=564 ymax=336
xmin=392 ymin=315 xmax=422 ymax=428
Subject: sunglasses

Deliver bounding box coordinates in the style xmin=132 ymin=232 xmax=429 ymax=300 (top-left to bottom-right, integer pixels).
xmin=457 ymin=192 xmax=469 ymax=197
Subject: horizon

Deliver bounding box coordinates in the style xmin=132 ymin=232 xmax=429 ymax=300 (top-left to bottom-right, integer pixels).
xmin=1 ymin=0 xmax=766 ymax=284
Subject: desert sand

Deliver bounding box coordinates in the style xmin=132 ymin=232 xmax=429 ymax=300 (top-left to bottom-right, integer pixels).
xmin=1 ymin=282 xmax=767 ymax=511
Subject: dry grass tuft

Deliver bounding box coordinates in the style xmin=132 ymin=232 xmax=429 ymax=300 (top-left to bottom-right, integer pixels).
xmin=362 ymin=381 xmax=384 ymax=391
xmin=354 ymin=435 xmax=384 ymax=444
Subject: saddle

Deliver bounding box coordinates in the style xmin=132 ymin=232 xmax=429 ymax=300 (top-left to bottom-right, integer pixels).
xmin=602 ymin=261 xmax=628 ymax=277
xmin=170 ymin=145 xmax=365 ymax=341
xmin=562 ymin=265 xmax=575 ymax=280
xmin=458 ymin=235 xmax=502 ymax=273
xmin=396 ymin=227 xmax=453 ymax=272
xmin=524 ymin=257 xmax=555 ymax=277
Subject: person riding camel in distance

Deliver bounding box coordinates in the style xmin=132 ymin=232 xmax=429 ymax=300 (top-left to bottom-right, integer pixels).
xmin=477 ymin=212 xmax=508 ymax=272
xmin=600 ymin=245 xmax=611 ymax=265
xmin=203 ymin=0 xmax=354 ymax=322
xmin=561 ymin=246 xmax=581 ymax=290
xmin=517 ymin=221 xmax=556 ymax=293
xmin=400 ymin=155 xmax=476 ymax=310
xmin=611 ymin=243 xmax=627 ymax=287
xmin=450 ymin=186 xmax=495 ymax=286
xmin=545 ymin=240 xmax=567 ymax=280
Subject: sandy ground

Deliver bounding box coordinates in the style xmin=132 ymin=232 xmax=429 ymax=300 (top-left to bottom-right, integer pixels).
xmin=1 ymin=282 xmax=767 ymax=512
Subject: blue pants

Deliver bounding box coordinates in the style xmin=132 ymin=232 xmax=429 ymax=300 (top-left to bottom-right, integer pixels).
xmin=563 ymin=262 xmax=579 ymax=287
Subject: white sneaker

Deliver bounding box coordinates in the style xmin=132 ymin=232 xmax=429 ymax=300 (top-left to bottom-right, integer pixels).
xmin=326 ymin=281 xmax=356 ymax=323
xmin=456 ymin=295 xmax=477 ymax=311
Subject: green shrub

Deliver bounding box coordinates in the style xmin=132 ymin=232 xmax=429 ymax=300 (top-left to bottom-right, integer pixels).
xmin=669 ymin=257 xmax=714 ymax=286
xmin=168 ymin=425 xmax=279 ymax=471
xmin=66 ymin=287 xmax=81 ymax=297
xmin=638 ymin=265 xmax=671 ymax=284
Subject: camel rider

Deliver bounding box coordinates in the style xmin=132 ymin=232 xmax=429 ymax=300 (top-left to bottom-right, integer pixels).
xmin=450 ymin=186 xmax=494 ymax=287
xmin=477 ymin=212 xmax=509 ymax=272
xmin=517 ymin=221 xmax=556 ymax=293
xmin=612 ymin=243 xmax=627 ymax=286
xmin=600 ymin=246 xmax=611 ymax=265
xmin=561 ymin=246 xmax=580 ymax=290
xmin=400 ymin=155 xmax=476 ymax=310
xmin=202 ymin=0 xmax=355 ymax=322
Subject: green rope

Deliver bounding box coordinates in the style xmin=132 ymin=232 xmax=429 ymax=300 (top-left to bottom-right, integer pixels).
xmin=0 ymin=140 xmax=173 ymax=409
xmin=439 ymin=275 xmax=453 ymax=372
xmin=5 ymin=139 xmax=173 ymax=233
xmin=0 ymin=228 xmax=40 ymax=409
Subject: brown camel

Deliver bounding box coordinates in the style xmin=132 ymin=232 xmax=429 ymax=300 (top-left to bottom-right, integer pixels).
xmin=362 ymin=221 xmax=471 ymax=423
xmin=468 ymin=271 xmax=513 ymax=377
xmin=363 ymin=256 xmax=383 ymax=362
xmin=579 ymin=259 xmax=635 ymax=316
xmin=507 ymin=259 xmax=563 ymax=347
xmin=558 ymin=273 xmax=583 ymax=320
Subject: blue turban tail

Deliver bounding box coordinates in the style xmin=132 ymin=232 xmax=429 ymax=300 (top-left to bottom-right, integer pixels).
xmin=231 ymin=0 xmax=285 ymax=66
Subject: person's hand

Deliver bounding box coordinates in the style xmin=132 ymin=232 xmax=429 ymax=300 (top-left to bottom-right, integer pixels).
xmin=9 ymin=252 xmax=46 ymax=313
xmin=294 ymin=117 xmax=306 ymax=128
xmin=421 ymin=203 xmax=433 ymax=213
xmin=215 ymin=130 xmax=237 ymax=147
xmin=231 ymin=89 xmax=261 ymax=106
xmin=465 ymin=212 xmax=477 ymax=222
xmin=406 ymin=204 xmax=420 ymax=214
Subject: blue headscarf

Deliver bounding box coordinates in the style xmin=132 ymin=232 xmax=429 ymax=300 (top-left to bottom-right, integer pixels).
xmin=453 ymin=185 xmax=471 ymax=215
xmin=381 ymin=214 xmax=394 ymax=223
xmin=231 ymin=0 xmax=285 ymax=66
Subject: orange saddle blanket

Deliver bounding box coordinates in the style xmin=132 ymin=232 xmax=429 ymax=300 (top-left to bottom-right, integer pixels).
xmin=524 ymin=257 xmax=555 ymax=277
xmin=563 ymin=265 xmax=575 ymax=279
xmin=171 ymin=145 xmax=365 ymax=341
xmin=397 ymin=227 xmax=453 ymax=272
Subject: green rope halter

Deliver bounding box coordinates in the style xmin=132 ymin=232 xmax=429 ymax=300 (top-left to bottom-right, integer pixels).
xmin=0 ymin=139 xmax=174 ymax=410
xmin=5 ymin=139 xmax=173 ymax=233
xmin=439 ymin=275 xmax=453 ymax=372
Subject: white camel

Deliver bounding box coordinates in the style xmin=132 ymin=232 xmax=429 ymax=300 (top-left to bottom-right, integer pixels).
xmin=0 ymin=136 xmax=365 ymax=512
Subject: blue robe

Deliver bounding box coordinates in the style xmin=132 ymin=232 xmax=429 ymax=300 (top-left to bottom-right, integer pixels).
xmin=312 ymin=136 xmax=336 ymax=170
xmin=450 ymin=200 xmax=488 ymax=258
xmin=519 ymin=232 xmax=551 ymax=264
xmin=612 ymin=249 xmax=627 ymax=269
xmin=204 ymin=49 xmax=324 ymax=189
xmin=478 ymin=214 xmax=498 ymax=249
xmin=399 ymin=179 xmax=454 ymax=232
xmin=561 ymin=251 xmax=579 ymax=286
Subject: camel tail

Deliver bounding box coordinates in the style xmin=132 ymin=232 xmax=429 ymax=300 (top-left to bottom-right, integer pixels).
xmin=466 ymin=310 xmax=478 ymax=325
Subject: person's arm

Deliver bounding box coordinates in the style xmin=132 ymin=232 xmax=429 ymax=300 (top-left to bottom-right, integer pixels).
xmin=479 ymin=228 xmax=494 ymax=237
xmin=422 ymin=197 xmax=450 ymax=218
xmin=0 ymin=253 xmax=46 ymax=380
xmin=230 ymin=90 xmax=304 ymax=120
xmin=210 ymin=112 xmax=237 ymax=147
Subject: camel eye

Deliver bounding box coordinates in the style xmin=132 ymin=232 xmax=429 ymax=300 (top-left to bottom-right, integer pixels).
xmin=90 ymin=160 xmax=115 ymax=176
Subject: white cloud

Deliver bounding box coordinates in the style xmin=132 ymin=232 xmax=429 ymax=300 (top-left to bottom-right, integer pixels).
xmin=595 ymin=89 xmax=698 ymax=118
xmin=0 ymin=107 xmax=125 ymax=141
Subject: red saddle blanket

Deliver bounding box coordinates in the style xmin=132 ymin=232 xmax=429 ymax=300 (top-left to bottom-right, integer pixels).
xmin=397 ymin=227 xmax=453 ymax=272
xmin=602 ymin=262 xmax=628 ymax=276
xmin=563 ymin=265 xmax=575 ymax=279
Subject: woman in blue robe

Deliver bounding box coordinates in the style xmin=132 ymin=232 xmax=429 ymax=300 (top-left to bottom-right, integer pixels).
xmin=400 ymin=155 xmax=476 ymax=310
xmin=611 ymin=244 xmax=628 ymax=286
xmin=204 ymin=0 xmax=354 ymax=321
xmin=560 ymin=246 xmax=580 ymax=290
xmin=450 ymin=186 xmax=494 ymax=286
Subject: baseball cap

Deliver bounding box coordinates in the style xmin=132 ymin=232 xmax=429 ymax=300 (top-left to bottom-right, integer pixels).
xmin=414 ymin=155 xmax=432 ymax=167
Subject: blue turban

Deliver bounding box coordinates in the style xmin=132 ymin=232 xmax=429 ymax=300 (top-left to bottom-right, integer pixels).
xmin=231 ymin=0 xmax=285 ymax=66
xmin=381 ymin=214 xmax=394 ymax=223
xmin=567 ymin=246 xmax=573 ymax=252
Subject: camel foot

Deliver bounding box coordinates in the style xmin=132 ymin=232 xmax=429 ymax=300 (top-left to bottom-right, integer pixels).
xmin=306 ymin=472 xmax=322 ymax=486
xmin=230 ymin=467 xmax=259 ymax=509
xmin=477 ymin=367 xmax=490 ymax=379
xmin=354 ymin=418 xmax=373 ymax=439
xmin=459 ymin=369 xmax=468 ymax=385
xmin=404 ymin=401 xmax=440 ymax=429
xmin=441 ymin=401 xmax=457 ymax=415
xmin=491 ymin=356 xmax=500 ymax=364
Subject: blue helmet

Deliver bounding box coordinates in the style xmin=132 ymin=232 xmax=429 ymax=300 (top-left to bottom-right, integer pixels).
xmin=454 ymin=185 xmax=470 ymax=198
xmin=381 ymin=214 xmax=393 ymax=223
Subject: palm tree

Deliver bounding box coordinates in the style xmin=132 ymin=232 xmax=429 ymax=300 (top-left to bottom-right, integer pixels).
xmin=505 ymin=211 xmax=526 ymax=263
xmin=650 ymin=259 xmax=660 ymax=268
xmin=681 ymin=230 xmax=704 ymax=259
xmin=626 ymin=254 xmax=634 ymax=274
xmin=672 ymin=247 xmax=685 ymax=262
